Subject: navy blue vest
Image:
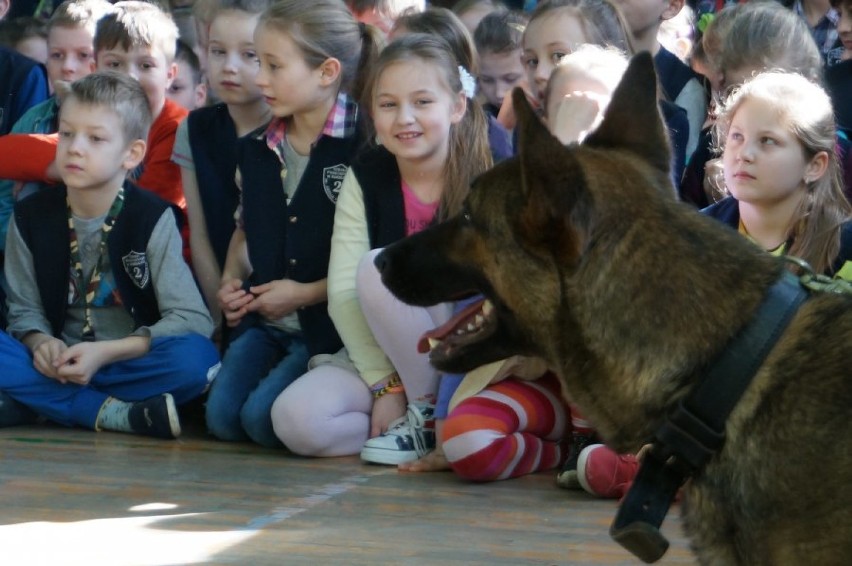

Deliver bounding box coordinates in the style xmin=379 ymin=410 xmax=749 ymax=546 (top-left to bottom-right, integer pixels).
xmin=350 ymin=145 xmax=407 ymax=248
xmin=236 ymin=126 xmax=365 ymax=356
xmin=703 ymin=196 xmax=852 ymax=275
xmin=186 ymin=103 xmax=240 ymax=269
xmin=14 ymin=182 xmax=179 ymax=337
xmin=654 ymin=47 xmax=699 ymax=105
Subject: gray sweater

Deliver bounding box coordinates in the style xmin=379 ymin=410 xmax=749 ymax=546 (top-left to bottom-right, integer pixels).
xmin=5 ymin=209 xmax=213 ymax=345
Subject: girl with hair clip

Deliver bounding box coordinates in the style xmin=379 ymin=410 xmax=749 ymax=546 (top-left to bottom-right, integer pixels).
xmin=206 ymin=0 xmax=382 ymax=448
xmin=391 ymin=6 xmax=513 ymax=161
xmin=270 ymin=34 xmax=491 ymax=469
xmin=575 ymin=70 xmax=852 ymax=500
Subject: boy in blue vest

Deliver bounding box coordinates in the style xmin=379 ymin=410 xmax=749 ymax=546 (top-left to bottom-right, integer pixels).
xmin=0 ymin=71 xmax=219 ymax=438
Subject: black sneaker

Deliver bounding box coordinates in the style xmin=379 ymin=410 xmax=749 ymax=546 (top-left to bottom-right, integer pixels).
xmin=556 ymin=432 xmax=598 ymax=489
xmin=128 ymin=394 xmax=181 ymax=439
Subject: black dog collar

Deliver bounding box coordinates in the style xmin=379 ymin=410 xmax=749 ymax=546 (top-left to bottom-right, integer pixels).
xmin=610 ymin=270 xmax=809 ymax=563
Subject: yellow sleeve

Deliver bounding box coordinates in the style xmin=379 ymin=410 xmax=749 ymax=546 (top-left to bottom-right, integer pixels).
xmin=835 ymin=260 xmax=852 ymax=282
xmin=327 ymin=169 xmax=395 ymax=387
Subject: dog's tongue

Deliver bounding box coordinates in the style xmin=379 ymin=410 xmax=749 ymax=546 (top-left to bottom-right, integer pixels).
xmin=418 ymin=298 xmax=487 ymax=353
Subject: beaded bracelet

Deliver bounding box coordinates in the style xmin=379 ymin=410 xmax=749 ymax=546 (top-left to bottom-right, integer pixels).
xmin=371 ymin=375 xmax=405 ymax=399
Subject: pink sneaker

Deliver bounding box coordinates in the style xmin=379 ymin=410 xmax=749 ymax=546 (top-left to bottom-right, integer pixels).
xmin=577 ymin=444 xmax=639 ymax=499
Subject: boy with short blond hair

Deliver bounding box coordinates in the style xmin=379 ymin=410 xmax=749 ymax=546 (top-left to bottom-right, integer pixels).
xmin=0 ymin=71 xmax=217 ymax=438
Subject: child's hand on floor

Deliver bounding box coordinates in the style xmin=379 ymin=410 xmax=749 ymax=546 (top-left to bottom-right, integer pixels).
xmin=399 ymin=419 xmax=450 ymax=473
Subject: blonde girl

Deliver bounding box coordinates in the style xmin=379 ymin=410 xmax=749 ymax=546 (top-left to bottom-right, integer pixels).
xmin=709 ymin=71 xmax=852 ymax=277
xmin=206 ymin=0 xmax=381 ymax=447
xmin=270 ymin=34 xmax=491 ymax=460
xmin=577 ymin=71 xmax=852 ymax=500
xmin=679 ymin=0 xmax=836 ymax=208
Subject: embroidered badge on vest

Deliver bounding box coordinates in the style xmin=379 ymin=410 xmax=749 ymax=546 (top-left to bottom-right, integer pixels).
xmin=322 ymin=163 xmax=347 ymax=203
xmin=122 ymin=251 xmax=150 ymax=289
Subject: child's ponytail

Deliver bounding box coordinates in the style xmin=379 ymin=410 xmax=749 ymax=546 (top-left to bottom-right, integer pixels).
xmin=259 ymin=0 xmax=382 ymax=100
xmin=443 ymin=72 xmax=492 ymax=221
xmin=351 ymin=22 xmax=384 ymax=106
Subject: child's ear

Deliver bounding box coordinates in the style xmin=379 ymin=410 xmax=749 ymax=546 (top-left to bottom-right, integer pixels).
xmin=165 ymin=61 xmax=178 ymax=88
xmin=123 ymin=139 xmax=147 ymax=171
xmin=804 ymin=150 xmax=829 ymax=184
xmin=194 ymin=82 xmax=208 ymax=109
xmin=450 ymin=91 xmax=467 ymax=125
xmin=662 ymin=0 xmax=685 ymax=20
xmin=318 ymin=57 xmax=342 ymax=86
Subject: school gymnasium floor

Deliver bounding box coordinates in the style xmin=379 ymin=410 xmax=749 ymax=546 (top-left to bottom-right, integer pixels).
xmin=0 ymin=416 xmax=696 ymax=565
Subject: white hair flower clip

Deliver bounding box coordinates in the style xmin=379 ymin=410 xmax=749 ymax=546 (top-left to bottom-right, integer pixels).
xmin=458 ymin=65 xmax=477 ymax=99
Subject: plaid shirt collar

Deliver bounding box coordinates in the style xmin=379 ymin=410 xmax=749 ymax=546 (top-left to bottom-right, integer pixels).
xmin=261 ymin=92 xmax=358 ymax=159
xmin=793 ymin=1 xmax=840 ymax=53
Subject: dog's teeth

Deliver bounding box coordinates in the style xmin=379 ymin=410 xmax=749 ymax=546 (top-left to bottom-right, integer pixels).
xmin=428 ymin=338 xmax=441 ymax=350
xmin=475 ymin=315 xmax=484 ymax=326
xmin=456 ymin=328 xmax=464 ymax=335
xmin=482 ymin=300 xmax=494 ymax=316
xmin=466 ymin=323 xmax=476 ymax=331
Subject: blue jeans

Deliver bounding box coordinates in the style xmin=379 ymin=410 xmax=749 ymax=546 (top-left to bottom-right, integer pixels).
xmin=205 ymin=324 xmax=309 ymax=447
xmin=0 ymin=332 xmax=218 ymax=429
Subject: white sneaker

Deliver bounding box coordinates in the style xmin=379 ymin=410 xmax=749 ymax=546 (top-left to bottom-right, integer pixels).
xmin=360 ymin=403 xmax=435 ymax=465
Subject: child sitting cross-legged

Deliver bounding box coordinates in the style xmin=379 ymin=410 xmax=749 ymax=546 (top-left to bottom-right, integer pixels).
xmin=0 ymin=71 xmax=219 ymax=439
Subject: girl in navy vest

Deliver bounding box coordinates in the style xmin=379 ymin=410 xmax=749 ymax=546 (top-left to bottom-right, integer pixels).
xmin=270 ymin=34 xmax=492 ymax=462
xmin=171 ymin=0 xmax=273 ymax=327
xmin=204 ymin=0 xmax=381 ymax=447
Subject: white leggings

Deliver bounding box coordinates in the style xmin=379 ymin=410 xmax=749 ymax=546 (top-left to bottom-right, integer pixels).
xmin=271 ymin=249 xmax=452 ymax=456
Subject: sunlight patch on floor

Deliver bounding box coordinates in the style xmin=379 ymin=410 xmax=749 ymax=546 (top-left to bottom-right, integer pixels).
xmin=0 ymin=514 xmax=256 ymax=566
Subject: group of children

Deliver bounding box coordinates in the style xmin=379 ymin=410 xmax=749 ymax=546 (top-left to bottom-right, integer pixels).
xmin=0 ymin=0 xmax=850 ymax=502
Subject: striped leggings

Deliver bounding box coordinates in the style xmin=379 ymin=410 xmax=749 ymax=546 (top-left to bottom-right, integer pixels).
xmin=442 ymin=372 xmax=571 ymax=482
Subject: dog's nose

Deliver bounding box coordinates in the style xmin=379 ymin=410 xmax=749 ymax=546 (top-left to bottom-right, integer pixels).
xmin=374 ymin=250 xmax=388 ymax=273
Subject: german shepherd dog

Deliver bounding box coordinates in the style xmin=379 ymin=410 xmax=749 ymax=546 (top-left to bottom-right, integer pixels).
xmin=374 ymin=53 xmax=852 ymax=565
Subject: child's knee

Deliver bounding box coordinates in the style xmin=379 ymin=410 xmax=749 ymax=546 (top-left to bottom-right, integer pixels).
xmin=159 ymin=334 xmax=219 ymax=400
xmin=271 ymin=393 xmax=323 ymax=455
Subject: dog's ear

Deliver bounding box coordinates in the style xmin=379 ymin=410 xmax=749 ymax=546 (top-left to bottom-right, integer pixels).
xmin=583 ymin=51 xmax=671 ymax=176
xmin=512 ymin=88 xmax=586 ymax=256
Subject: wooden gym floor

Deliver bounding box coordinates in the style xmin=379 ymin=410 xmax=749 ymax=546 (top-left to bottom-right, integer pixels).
xmin=0 ymin=416 xmax=697 ymax=566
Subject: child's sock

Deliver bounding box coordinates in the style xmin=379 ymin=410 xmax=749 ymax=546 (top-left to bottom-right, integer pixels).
xmin=96 ymin=397 xmax=133 ymax=432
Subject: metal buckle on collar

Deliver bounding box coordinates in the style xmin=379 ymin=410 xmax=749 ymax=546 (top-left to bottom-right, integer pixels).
xmin=785 ymin=256 xmax=852 ymax=295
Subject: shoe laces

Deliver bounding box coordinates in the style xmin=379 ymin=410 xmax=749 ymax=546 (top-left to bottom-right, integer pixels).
xmin=405 ymin=403 xmax=433 ymax=457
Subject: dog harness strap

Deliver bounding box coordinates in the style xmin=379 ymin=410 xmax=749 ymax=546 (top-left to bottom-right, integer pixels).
xmin=611 ymin=270 xmax=809 ymax=564
xmin=658 ymin=270 xmax=808 ymax=470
